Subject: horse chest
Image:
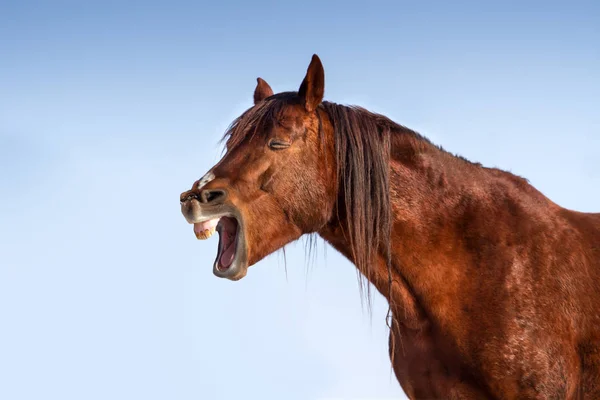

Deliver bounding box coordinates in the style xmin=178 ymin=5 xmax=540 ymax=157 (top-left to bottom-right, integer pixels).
xmin=387 ymin=278 xmax=494 ymax=398
xmin=389 ymin=321 xmax=494 ymax=399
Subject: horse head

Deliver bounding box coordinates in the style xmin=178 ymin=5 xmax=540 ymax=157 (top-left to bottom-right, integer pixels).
xmin=180 ymin=55 xmax=338 ymax=280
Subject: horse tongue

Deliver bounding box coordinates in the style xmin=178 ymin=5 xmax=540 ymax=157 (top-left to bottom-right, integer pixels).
xmin=220 ymin=239 xmax=236 ymax=268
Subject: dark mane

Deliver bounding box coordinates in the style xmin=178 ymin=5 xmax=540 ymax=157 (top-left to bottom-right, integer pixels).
xmin=319 ymin=101 xmax=395 ymax=306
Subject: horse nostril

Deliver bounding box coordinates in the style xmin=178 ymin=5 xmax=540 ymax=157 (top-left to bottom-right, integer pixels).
xmin=200 ymin=189 xmax=227 ymax=205
xmin=180 ymin=192 xmax=198 ymax=204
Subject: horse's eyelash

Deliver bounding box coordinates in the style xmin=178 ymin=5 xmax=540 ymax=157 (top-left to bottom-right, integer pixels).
xmin=268 ymin=139 xmax=291 ymax=149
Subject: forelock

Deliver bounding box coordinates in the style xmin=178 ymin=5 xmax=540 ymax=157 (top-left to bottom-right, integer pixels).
xmin=221 ymin=92 xmax=298 ymax=152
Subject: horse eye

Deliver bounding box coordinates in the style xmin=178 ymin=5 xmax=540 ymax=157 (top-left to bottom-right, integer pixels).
xmin=268 ymin=139 xmax=291 ymax=150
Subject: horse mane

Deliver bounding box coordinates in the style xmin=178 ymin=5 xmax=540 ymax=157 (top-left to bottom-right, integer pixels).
xmin=319 ymin=101 xmax=396 ymax=306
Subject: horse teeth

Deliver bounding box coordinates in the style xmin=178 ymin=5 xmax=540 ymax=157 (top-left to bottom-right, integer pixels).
xmin=195 ymin=227 xmax=215 ymax=240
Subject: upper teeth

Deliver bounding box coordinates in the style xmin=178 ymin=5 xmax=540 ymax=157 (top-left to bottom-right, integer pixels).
xmin=195 ymin=227 xmax=216 ymax=240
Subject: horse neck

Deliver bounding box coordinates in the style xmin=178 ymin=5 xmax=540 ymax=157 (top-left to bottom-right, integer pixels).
xmin=319 ymin=127 xmax=547 ymax=323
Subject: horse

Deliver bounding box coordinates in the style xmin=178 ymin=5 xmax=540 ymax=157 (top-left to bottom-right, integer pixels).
xmin=179 ymin=54 xmax=600 ymax=399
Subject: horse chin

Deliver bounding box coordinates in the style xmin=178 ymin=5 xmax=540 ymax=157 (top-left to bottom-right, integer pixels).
xmin=215 ymin=264 xmax=248 ymax=281
xmin=213 ymin=254 xmax=248 ymax=281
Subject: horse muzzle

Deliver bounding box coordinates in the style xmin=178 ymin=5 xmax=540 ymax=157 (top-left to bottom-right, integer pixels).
xmin=180 ymin=195 xmax=249 ymax=281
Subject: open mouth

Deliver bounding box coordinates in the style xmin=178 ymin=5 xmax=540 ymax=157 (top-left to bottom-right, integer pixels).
xmin=193 ymin=214 xmax=246 ymax=278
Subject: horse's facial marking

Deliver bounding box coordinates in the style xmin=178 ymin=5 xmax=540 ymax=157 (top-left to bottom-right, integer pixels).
xmin=197 ymin=171 xmax=215 ymax=190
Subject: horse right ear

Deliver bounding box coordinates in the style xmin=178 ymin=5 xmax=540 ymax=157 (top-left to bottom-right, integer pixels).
xmin=254 ymin=77 xmax=274 ymax=104
xmin=298 ymin=54 xmax=325 ymax=112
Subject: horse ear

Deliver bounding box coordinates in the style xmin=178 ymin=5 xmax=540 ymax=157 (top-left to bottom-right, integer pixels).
xmin=298 ymin=54 xmax=325 ymax=112
xmin=254 ymin=77 xmax=274 ymax=104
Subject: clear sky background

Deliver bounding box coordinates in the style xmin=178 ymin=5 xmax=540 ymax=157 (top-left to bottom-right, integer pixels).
xmin=1 ymin=1 xmax=598 ymax=399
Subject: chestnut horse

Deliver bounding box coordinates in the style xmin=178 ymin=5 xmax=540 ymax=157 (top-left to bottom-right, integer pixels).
xmin=180 ymin=55 xmax=600 ymax=399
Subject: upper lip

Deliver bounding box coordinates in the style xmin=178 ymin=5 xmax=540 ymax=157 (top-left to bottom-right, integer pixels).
xmin=181 ymin=202 xmax=226 ymax=225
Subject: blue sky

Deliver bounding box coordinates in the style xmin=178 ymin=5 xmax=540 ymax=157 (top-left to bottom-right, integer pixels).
xmin=1 ymin=1 xmax=598 ymax=399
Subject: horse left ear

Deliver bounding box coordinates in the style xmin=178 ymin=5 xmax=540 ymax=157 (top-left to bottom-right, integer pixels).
xmin=298 ymin=54 xmax=325 ymax=112
xmin=254 ymin=77 xmax=274 ymax=104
